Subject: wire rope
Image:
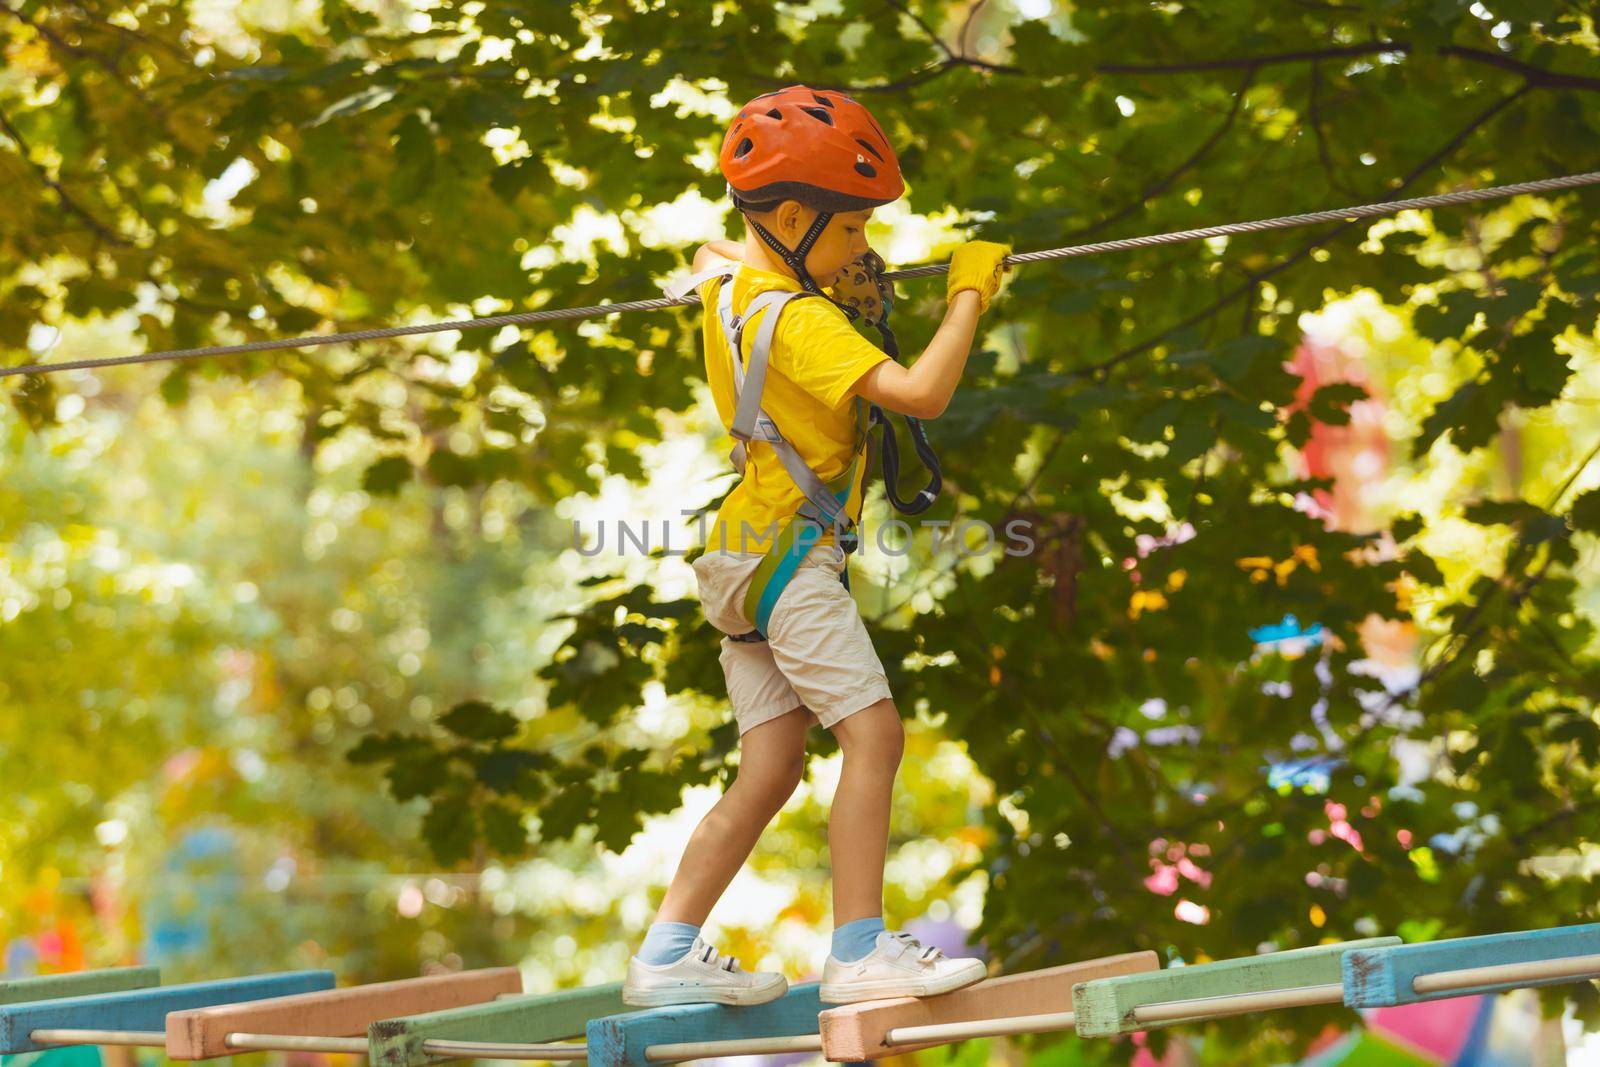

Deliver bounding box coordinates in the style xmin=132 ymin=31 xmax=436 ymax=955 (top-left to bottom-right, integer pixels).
xmin=3 ymin=171 xmax=1596 ymax=381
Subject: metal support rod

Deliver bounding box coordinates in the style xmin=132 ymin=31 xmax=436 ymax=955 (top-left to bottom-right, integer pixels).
xmin=1413 ymin=953 xmax=1600 ymax=995
xmin=644 ymin=1033 xmax=824 ymax=1061
xmin=420 ymin=1038 xmax=589 ymax=1061
xmin=30 ymin=1030 xmax=166 ymax=1048
xmin=884 ymin=1008 xmax=1078 ymax=1046
xmin=1130 ymin=982 xmax=1345 ymax=1025
xmin=225 ymin=1032 xmax=371 ymax=1054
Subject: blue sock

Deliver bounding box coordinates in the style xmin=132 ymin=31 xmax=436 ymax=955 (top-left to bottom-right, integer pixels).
xmin=637 ymin=921 xmax=701 ymax=965
xmin=832 ymin=916 xmax=886 ymax=963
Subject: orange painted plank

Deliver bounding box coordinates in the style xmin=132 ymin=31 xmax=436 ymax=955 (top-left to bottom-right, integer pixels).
xmin=819 ymin=951 xmax=1158 ymax=1061
xmin=166 ymin=968 xmax=522 ymax=1059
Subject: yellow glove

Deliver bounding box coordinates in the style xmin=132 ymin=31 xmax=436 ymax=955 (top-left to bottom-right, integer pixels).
xmin=947 ymin=240 xmax=1012 ymax=314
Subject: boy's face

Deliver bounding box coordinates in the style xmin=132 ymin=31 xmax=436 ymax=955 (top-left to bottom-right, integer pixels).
xmin=751 ymin=202 xmax=875 ymax=287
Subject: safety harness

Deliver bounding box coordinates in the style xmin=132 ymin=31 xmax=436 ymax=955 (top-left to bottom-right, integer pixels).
xmin=665 ymin=256 xmax=941 ymax=642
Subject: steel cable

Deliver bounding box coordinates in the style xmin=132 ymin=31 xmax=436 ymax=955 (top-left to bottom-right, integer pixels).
xmin=3 ymin=171 xmax=1597 ymax=380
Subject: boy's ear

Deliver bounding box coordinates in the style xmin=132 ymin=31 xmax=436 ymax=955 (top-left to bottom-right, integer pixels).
xmin=774 ymin=199 xmax=810 ymax=237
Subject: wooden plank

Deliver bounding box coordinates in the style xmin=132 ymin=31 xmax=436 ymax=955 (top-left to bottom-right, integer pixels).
xmin=820 ymin=951 xmax=1158 ymax=1060
xmin=167 ymin=968 xmax=522 ymax=1059
xmin=368 ymin=982 xmax=626 ymax=1067
xmin=1344 ymin=923 xmax=1600 ymax=1008
xmin=0 ymin=973 xmax=334 ymax=1055
xmin=586 ymin=983 xmax=822 ymax=1067
xmin=1073 ymin=938 xmax=1399 ymax=1037
xmin=0 ymin=969 xmax=161 ymax=1008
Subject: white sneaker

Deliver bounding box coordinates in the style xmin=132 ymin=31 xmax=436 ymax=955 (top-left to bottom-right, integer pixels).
xmin=623 ymin=935 xmax=788 ymax=1007
xmin=819 ymin=930 xmax=987 ymax=1004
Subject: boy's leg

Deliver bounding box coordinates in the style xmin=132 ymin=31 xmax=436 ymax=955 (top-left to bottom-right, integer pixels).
xmin=652 ymin=705 xmax=810 ymax=927
xmin=827 ymin=698 xmax=904 ymax=924
xmin=756 ymin=547 xmax=900 ymax=927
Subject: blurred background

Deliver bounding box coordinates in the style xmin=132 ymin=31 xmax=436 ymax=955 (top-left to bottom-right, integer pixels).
xmin=3 ymin=0 xmax=1598 ymax=1064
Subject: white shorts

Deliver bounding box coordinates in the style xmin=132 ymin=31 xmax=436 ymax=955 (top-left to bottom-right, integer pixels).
xmin=692 ymin=545 xmax=893 ymax=736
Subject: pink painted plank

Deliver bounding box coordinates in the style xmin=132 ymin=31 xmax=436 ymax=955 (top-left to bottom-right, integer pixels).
xmin=819 ymin=951 xmax=1158 ymax=1060
xmin=166 ymin=968 xmax=522 ymax=1059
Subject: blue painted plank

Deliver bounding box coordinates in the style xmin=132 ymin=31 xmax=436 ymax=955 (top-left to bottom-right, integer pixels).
xmin=0 ymin=972 xmax=335 ymax=1054
xmin=586 ymin=984 xmax=822 ymax=1067
xmin=1344 ymin=923 xmax=1600 ymax=1008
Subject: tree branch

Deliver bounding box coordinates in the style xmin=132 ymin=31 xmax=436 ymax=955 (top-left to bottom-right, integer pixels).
xmin=0 ymin=106 xmax=131 ymax=247
xmin=1080 ymin=84 xmax=1530 ymax=380
xmin=1065 ymin=67 xmax=1259 ymax=242
xmin=0 ymin=2 xmax=125 ymax=80
xmin=1000 ymin=85 xmax=1530 ymax=514
xmin=881 ymin=0 xmax=954 ymax=62
xmin=1100 ymin=42 xmax=1406 ymax=75
xmin=1100 ymin=40 xmax=1600 ymax=93
xmin=1307 ymin=60 xmax=1359 ymax=198
xmin=1438 ymin=44 xmax=1600 ymax=92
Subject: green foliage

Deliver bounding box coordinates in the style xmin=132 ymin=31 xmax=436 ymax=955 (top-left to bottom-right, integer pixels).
xmin=3 ymin=0 xmax=1600 ymax=1059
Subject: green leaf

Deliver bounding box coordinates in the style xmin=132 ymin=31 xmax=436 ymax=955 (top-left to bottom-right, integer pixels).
xmin=1174 ymin=336 xmax=1282 ymax=384
xmin=362 ymin=455 xmax=413 ymax=495
xmin=1463 ymin=500 xmax=1546 ymax=527
xmin=1414 ymin=380 xmax=1500 ymax=456
xmin=1568 ymin=489 xmax=1600 ymax=533
xmin=480 ymin=802 xmax=528 ymax=854
xmin=1412 ymin=292 xmax=1481 ymax=341
xmin=427 ymin=450 xmax=481 ymax=488
xmin=1391 ymin=514 xmax=1424 ymax=543
xmin=347 ymin=732 xmax=432 ymax=764
xmin=1402 ymin=550 xmax=1446 ymax=587
xmin=386 ymin=749 xmax=455 ymax=801
xmin=439 ymin=700 xmax=521 ymax=742
xmin=422 ymin=793 xmax=477 ymax=866
xmin=1308 ymin=383 xmax=1368 ymax=425
xmin=475 ymin=749 xmax=548 ymax=793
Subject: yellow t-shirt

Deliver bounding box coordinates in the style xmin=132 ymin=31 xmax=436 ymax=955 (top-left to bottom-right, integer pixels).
xmin=700 ymin=263 xmax=889 ymax=553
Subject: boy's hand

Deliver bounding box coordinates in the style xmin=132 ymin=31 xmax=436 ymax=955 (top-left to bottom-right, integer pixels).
xmin=827 ymin=249 xmax=893 ymax=328
xmin=947 ymin=240 xmax=1012 ymax=314
xmin=692 ymin=240 xmax=745 ymax=274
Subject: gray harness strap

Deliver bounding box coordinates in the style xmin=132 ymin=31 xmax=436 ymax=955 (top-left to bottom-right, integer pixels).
xmin=704 ymin=267 xmax=854 ymax=531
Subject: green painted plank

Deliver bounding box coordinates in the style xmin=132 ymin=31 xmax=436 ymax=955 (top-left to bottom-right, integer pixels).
xmin=1073 ymin=937 xmax=1400 ymax=1037
xmin=368 ymin=983 xmax=627 ymax=1067
xmin=0 ymin=969 xmax=161 ymax=1008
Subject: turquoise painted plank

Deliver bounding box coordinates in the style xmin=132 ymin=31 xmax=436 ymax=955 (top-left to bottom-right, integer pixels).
xmin=1344 ymin=923 xmax=1600 ymax=1008
xmin=0 ymin=972 xmax=334 ymax=1055
xmin=586 ymin=984 xmax=822 ymax=1067
xmin=1074 ymin=938 xmax=1400 ymax=1037
xmin=369 ymin=983 xmax=626 ymax=1067
xmin=0 ymin=970 xmax=161 ymax=1008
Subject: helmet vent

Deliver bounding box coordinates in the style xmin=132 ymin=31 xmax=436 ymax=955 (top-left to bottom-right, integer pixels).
xmin=854 ymin=137 xmax=884 ymax=161
xmin=854 ymin=160 xmax=877 ymax=178
xmin=812 ymin=94 xmax=835 ymax=108
xmin=766 ymin=107 xmax=783 ymax=119
xmin=800 ymin=106 xmax=835 ymax=126
xmin=733 ymin=137 xmax=754 ymax=159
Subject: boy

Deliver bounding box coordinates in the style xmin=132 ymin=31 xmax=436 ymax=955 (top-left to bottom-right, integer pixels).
xmin=624 ymin=86 xmax=1009 ymax=1007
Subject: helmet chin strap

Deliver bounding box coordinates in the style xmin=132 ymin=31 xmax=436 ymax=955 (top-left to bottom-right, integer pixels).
xmin=747 ymin=210 xmax=834 ymax=296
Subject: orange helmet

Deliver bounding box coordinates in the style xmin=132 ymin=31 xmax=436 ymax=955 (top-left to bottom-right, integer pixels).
xmin=720 ymin=86 xmax=904 ymax=213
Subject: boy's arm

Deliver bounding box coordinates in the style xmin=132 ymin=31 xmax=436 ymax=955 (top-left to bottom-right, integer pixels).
xmin=852 ymin=290 xmax=983 ymax=420
xmin=692 ymin=240 xmax=745 ymax=273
